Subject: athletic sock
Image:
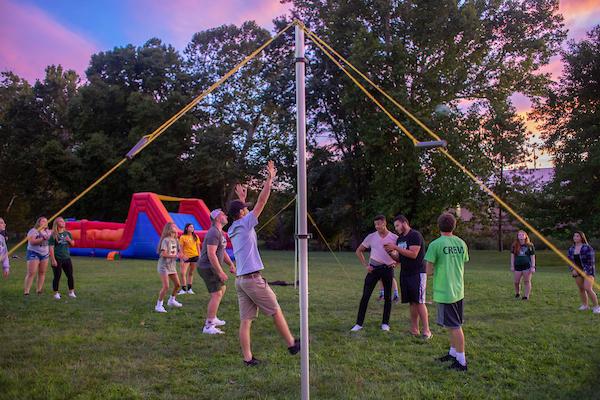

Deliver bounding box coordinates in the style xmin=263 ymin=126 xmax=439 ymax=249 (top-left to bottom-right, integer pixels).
xmin=188 ymin=284 xmax=192 ymax=290
xmin=394 ymin=290 xmax=399 ymax=297
xmin=449 ymin=347 xmax=457 ymax=357
xmin=456 ymin=352 xmax=466 ymax=366
xmin=379 ymin=290 xmax=384 ymax=297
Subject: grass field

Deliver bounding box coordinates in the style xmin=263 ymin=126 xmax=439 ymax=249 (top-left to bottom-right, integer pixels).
xmin=0 ymin=250 xmax=599 ymax=399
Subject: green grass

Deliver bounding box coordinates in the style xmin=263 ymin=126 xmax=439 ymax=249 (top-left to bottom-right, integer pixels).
xmin=0 ymin=250 xmax=599 ymax=399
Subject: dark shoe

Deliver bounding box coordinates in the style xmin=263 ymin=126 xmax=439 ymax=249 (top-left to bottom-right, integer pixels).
xmin=521 ymin=297 xmax=528 ymax=301
xmin=393 ymin=295 xmax=400 ymax=304
xmin=244 ymin=357 xmax=260 ymax=366
xmin=449 ymin=360 xmax=467 ymax=371
xmin=438 ymin=354 xmax=456 ymax=362
xmin=377 ymin=294 xmax=384 ymax=302
xmin=288 ymin=338 xmax=301 ymax=355
xmin=515 ymin=293 xmax=520 ymax=299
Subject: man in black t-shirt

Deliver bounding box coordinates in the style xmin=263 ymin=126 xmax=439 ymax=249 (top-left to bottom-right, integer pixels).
xmin=385 ymin=214 xmax=432 ymax=339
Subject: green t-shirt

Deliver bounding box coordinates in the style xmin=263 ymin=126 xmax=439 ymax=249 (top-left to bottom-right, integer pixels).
xmin=48 ymin=231 xmax=72 ymax=260
xmin=424 ymin=235 xmax=469 ymax=304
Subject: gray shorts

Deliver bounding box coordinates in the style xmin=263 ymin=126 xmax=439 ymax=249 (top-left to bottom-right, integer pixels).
xmin=436 ymin=299 xmax=464 ymax=328
xmin=235 ymin=273 xmax=280 ymax=320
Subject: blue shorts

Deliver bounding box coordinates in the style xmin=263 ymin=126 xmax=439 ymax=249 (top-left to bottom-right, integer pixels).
xmin=26 ymin=250 xmax=49 ymax=261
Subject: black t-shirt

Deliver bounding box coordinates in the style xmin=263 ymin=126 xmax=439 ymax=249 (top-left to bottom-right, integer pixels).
xmin=396 ymin=229 xmax=425 ymax=275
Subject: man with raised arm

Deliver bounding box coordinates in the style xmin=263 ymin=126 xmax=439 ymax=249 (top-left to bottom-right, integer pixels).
xmin=227 ymin=161 xmax=300 ymax=366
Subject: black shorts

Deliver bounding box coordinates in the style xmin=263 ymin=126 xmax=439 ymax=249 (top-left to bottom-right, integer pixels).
xmin=436 ymin=299 xmax=464 ymax=328
xmin=400 ymin=273 xmax=427 ymax=304
xmin=514 ymin=264 xmax=531 ymax=272
xmin=185 ymin=256 xmax=199 ymax=263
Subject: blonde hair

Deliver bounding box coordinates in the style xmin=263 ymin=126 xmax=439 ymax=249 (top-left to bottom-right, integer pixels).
xmin=52 ymin=217 xmax=65 ymax=241
xmin=511 ymin=230 xmax=532 ymax=254
xmin=157 ymin=222 xmax=177 ymax=254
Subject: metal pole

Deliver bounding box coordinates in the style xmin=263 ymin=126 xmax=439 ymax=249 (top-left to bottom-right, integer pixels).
xmin=294 ymin=199 xmax=299 ymax=290
xmin=295 ymin=22 xmax=310 ymax=400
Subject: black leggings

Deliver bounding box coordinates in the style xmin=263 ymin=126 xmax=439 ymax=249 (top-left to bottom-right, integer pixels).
xmin=356 ymin=267 xmax=394 ymax=326
xmin=52 ymin=258 xmax=74 ymax=291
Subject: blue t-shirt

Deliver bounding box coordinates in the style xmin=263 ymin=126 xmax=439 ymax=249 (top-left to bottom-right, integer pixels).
xmin=227 ymin=211 xmax=264 ymax=276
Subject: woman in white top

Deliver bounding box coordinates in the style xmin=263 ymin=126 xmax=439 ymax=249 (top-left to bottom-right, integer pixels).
xmin=24 ymin=216 xmax=52 ymax=295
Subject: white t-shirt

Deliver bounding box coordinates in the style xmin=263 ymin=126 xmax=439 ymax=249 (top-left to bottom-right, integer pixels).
xmin=361 ymin=230 xmax=398 ymax=266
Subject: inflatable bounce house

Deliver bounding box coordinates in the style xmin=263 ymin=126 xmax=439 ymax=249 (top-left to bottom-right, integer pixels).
xmin=66 ymin=193 xmax=232 ymax=259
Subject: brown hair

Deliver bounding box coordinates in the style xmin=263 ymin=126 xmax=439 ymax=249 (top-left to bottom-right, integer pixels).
xmin=34 ymin=216 xmax=47 ymax=230
xmin=573 ymin=231 xmax=589 ymax=245
xmin=511 ymin=230 xmax=532 ymax=254
xmin=437 ymin=213 xmax=456 ymax=233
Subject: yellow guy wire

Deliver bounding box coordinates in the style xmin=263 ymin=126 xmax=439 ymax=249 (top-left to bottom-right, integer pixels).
xmin=307 ymin=212 xmax=353 ymax=280
xmin=302 ymin=24 xmax=599 ymax=290
xmin=8 ymin=21 xmax=295 ymax=257
xmin=256 ymin=196 xmax=297 ymax=233
xmin=297 ymin=24 xmax=418 ymax=145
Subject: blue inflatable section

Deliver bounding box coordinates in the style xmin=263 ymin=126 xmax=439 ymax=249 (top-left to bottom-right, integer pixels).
xmin=120 ymin=212 xmax=160 ymax=259
xmin=168 ymin=213 xmax=204 ymax=231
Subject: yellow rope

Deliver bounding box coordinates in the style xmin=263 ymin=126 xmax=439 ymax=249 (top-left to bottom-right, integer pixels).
xmin=307 ymin=212 xmax=354 ymax=280
xmin=299 ymin=26 xmax=418 ymax=145
xmin=303 ymin=24 xmax=599 ymax=290
xmin=256 ymin=196 xmax=297 ymax=233
xmin=7 ymin=21 xmax=295 ymax=257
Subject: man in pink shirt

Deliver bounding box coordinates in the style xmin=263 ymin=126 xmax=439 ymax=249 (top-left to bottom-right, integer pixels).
xmin=351 ymin=215 xmax=398 ymax=332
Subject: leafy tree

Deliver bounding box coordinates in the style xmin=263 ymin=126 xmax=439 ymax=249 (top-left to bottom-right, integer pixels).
xmin=533 ymin=25 xmax=600 ymax=237
xmin=280 ymin=0 xmax=565 ymax=246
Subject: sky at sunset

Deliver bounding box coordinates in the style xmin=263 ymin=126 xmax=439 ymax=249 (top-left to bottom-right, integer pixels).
xmin=1 ymin=0 xmax=598 ymax=168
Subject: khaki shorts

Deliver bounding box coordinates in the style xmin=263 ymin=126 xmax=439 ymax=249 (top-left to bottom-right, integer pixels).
xmin=235 ymin=273 xmax=280 ymax=320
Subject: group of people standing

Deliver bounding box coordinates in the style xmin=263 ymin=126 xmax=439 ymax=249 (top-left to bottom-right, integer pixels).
xmin=350 ymin=213 xmax=598 ymax=372
xmin=7 ymin=216 xmax=77 ymax=299
xmin=352 ymin=212 xmax=469 ymax=371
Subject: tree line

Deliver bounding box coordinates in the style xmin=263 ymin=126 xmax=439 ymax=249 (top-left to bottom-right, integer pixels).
xmin=0 ymin=1 xmax=597 ymax=249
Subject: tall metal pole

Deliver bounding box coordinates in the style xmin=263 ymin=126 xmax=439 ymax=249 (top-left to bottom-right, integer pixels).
xmin=295 ymin=22 xmax=310 ymax=400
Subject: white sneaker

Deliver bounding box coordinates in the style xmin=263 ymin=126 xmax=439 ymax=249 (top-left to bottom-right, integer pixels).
xmin=177 ymin=289 xmax=187 ymax=295
xmin=350 ymin=324 xmax=363 ymax=332
xmin=579 ymin=305 xmax=590 ymax=311
xmin=53 ymin=292 xmax=61 ymax=300
xmin=593 ymin=306 xmax=600 ymax=314
xmin=381 ymin=324 xmax=390 ymax=331
xmin=210 ymin=317 xmax=226 ymax=326
xmin=167 ymin=297 xmax=183 ymax=308
xmin=187 ymin=288 xmax=195 ymax=295
xmin=203 ymin=325 xmax=224 ymax=334
xmin=68 ymin=292 xmax=76 ymax=298
xmin=155 ymin=304 xmax=167 ymax=313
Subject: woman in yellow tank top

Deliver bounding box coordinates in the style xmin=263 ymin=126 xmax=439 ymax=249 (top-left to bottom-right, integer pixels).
xmin=178 ymin=223 xmax=201 ymax=294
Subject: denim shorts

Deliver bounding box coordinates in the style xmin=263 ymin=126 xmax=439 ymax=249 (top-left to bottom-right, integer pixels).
xmin=26 ymin=250 xmax=49 ymax=261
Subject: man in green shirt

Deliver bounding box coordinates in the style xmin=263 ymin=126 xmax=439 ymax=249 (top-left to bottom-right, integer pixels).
xmin=425 ymin=213 xmax=469 ymax=371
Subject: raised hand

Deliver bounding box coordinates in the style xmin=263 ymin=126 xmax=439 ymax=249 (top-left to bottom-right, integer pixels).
xmin=235 ymin=184 xmax=247 ymax=202
xmin=266 ymin=160 xmax=277 ymax=180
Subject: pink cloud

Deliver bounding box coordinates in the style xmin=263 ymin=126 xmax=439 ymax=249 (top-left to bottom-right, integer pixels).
xmin=559 ymin=0 xmax=600 ymax=41
xmin=0 ymin=0 xmax=98 ymax=83
xmin=127 ymin=0 xmax=290 ymax=48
